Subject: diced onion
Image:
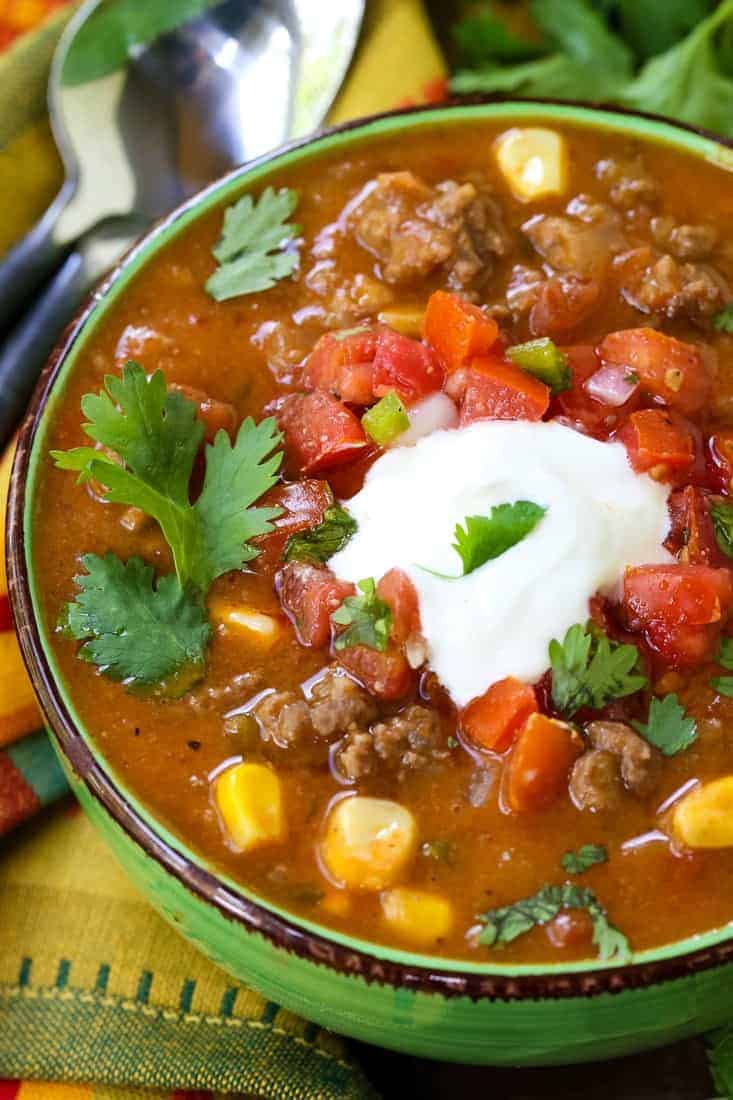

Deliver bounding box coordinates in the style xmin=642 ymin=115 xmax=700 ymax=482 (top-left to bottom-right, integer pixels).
xmin=584 ymin=365 xmax=640 ymax=407
xmin=392 ymin=392 xmax=459 ymax=447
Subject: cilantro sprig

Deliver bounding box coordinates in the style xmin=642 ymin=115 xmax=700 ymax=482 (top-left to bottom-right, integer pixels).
xmin=452 ymin=501 xmax=546 ymax=577
xmin=561 ymin=844 xmax=608 ymax=876
xmin=284 ymin=505 xmax=357 ymax=565
xmin=206 ymin=187 xmax=301 ymax=302
xmin=632 ymin=694 xmax=697 ymax=756
xmin=332 ymin=578 xmax=392 ymax=652
xmin=714 ymin=304 xmax=733 ymax=333
xmin=549 ymin=623 xmax=647 ymax=717
xmin=53 ymin=362 xmax=283 ymax=688
xmin=477 ymin=883 xmax=630 ymax=963
xmin=710 ymin=501 xmax=733 ymax=559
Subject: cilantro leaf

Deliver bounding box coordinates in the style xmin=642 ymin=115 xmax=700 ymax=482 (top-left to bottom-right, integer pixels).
xmin=62 ymin=554 xmax=211 ymax=686
xmin=714 ymin=304 xmax=733 ymax=333
xmin=550 ymin=623 xmax=647 ymax=717
xmin=719 ymin=637 xmax=733 ymax=670
xmin=615 ymin=0 xmax=713 ymax=62
xmin=712 ymin=676 xmax=733 ymax=698
xmin=711 ymin=501 xmax=733 ymax=559
xmin=453 ymin=11 xmax=546 ymax=66
xmin=284 ymin=505 xmax=357 ymax=564
xmin=632 ymin=694 xmax=697 ymax=756
xmin=332 ymin=578 xmax=392 ymax=652
xmin=707 ymin=1025 xmax=733 ymax=1098
xmin=477 ymin=882 xmax=630 ymax=963
xmin=52 ymin=363 xmax=282 ymax=592
xmin=453 ymin=501 xmax=546 ymax=576
xmin=620 ymin=0 xmax=733 ymax=137
xmin=206 ymin=187 xmax=301 ymax=302
xmin=561 ymin=843 xmax=608 ymax=875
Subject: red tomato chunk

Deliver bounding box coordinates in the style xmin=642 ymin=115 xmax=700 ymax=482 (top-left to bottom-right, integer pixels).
xmin=451 ymin=357 xmax=550 ymax=426
xmin=598 ymin=328 xmax=710 ymax=415
xmin=619 ymin=409 xmax=694 ymax=478
xmin=507 ymin=714 xmax=584 ymax=812
xmin=665 ymin=486 xmax=724 ymax=567
xmin=422 ymin=290 xmax=499 ymax=373
xmin=303 ymin=327 xmax=377 ymax=406
xmin=623 ymin=564 xmax=733 ymax=665
xmin=253 ymin=479 xmax=333 ymax=570
xmin=276 ymin=562 xmax=354 ymax=648
xmin=336 ymin=643 xmax=415 ymax=701
xmin=277 ymin=391 xmax=369 ymax=475
xmin=376 ymin=568 xmax=421 ymax=644
xmin=371 ymin=328 xmax=444 ymax=404
xmin=460 ymin=677 xmax=538 ymax=753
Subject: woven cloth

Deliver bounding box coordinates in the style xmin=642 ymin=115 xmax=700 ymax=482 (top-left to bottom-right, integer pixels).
xmin=0 ymin=2 xmax=446 ymax=1095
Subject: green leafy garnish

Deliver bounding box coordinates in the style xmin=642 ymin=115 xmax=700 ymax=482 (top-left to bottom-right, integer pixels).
xmin=52 ymin=363 xmax=282 ymax=593
xmin=714 ymin=635 xmax=733 ymax=694
xmin=506 ymin=338 xmax=571 ymax=396
xmin=632 ymin=694 xmax=697 ymax=756
xmin=361 ymin=392 xmax=410 ymax=446
xmin=615 ymin=0 xmax=713 ymax=62
xmin=205 ymin=187 xmax=301 ymax=302
xmin=712 ymin=676 xmax=733 ymax=698
xmin=453 ymin=501 xmax=547 ymax=577
xmin=549 ymin=623 xmax=647 ymax=717
xmin=62 ymin=554 xmax=211 ymax=685
xmin=711 ymin=501 xmax=733 ymax=559
xmin=477 ymin=883 xmax=630 ymax=963
xmin=332 ymin=578 xmax=392 ymax=652
xmin=714 ymin=304 xmax=733 ymax=333
xmin=561 ymin=844 xmax=608 ymax=875
xmin=453 ymin=11 xmax=546 ymax=66
xmin=284 ymin=505 xmax=357 ymax=564
xmin=707 ymin=1024 xmax=733 ymax=1098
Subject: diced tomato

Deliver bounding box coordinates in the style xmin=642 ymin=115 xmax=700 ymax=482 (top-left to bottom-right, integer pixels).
xmin=665 ymin=486 xmax=725 ymax=567
xmin=277 ymin=392 xmax=369 ymax=475
xmin=371 ymin=328 xmax=444 ymax=405
xmin=169 ymin=383 xmax=238 ymax=441
xmin=336 ymin=643 xmax=415 ymax=700
xmin=545 ymin=910 xmax=595 ymax=951
xmin=376 ymin=568 xmax=420 ymax=644
xmin=623 ymin=563 xmax=733 ymax=665
xmin=252 ymin=479 xmax=333 ymax=570
xmin=709 ymin=430 xmax=733 ymax=494
xmin=529 ymin=275 xmax=600 ymax=338
xmin=618 ymin=409 xmax=695 ymax=479
xmin=422 ymin=290 xmax=499 ymax=373
xmin=0 ymin=594 xmax=12 ymax=632
xmin=276 ymin=562 xmax=354 ymax=648
xmin=303 ymin=327 xmax=378 ymax=406
xmin=553 ymin=346 xmax=635 ymax=439
xmin=451 ymin=357 xmax=550 ymax=426
xmin=598 ymin=328 xmax=710 ymax=415
xmin=460 ymin=677 xmax=538 ymax=753
xmin=506 ymin=713 xmax=583 ymax=812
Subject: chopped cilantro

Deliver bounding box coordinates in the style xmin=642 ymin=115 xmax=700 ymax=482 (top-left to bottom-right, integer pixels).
xmin=62 ymin=554 xmax=211 ymax=686
xmin=284 ymin=505 xmax=357 ymax=565
xmin=714 ymin=304 xmax=733 ymax=333
xmin=477 ymin=882 xmax=630 ymax=963
xmin=713 ymin=637 xmax=733 ymax=694
xmin=332 ymin=578 xmax=392 ymax=652
xmin=205 ymin=187 xmax=301 ymax=302
xmin=453 ymin=501 xmax=546 ymax=576
xmin=711 ymin=501 xmax=733 ymax=558
xmin=632 ymin=694 xmax=697 ymax=756
xmin=549 ymin=623 xmax=647 ymax=717
xmin=506 ymin=338 xmax=571 ymax=395
xmin=712 ymin=676 xmax=733 ymax=698
xmin=361 ymin=392 xmax=410 ymax=446
xmin=561 ymin=844 xmax=608 ymax=875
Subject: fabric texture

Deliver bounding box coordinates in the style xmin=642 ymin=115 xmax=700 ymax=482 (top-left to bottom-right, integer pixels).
xmin=0 ymin=1 xmax=446 ymax=1096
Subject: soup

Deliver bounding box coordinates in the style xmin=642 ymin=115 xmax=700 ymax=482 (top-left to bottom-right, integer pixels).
xmin=32 ymin=117 xmax=733 ymax=963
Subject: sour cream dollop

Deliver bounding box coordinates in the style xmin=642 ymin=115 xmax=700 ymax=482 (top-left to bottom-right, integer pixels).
xmin=329 ymin=419 xmax=673 ymax=707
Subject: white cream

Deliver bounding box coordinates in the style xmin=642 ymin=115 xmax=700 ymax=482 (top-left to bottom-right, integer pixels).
xmin=330 ymin=419 xmax=673 ymax=707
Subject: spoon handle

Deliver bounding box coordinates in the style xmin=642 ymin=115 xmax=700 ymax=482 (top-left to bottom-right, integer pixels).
xmin=0 ymin=189 xmax=73 ymax=337
xmin=0 ymin=251 xmax=87 ymax=451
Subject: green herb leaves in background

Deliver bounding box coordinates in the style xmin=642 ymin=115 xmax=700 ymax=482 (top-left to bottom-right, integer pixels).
xmin=62 ymin=0 xmax=220 ymax=86
xmin=632 ymin=694 xmax=697 ymax=756
xmin=477 ymin=882 xmax=630 ymax=962
xmin=206 ymin=187 xmax=301 ymax=302
xmin=712 ymin=636 xmax=733 ymax=698
xmin=453 ymin=500 xmax=546 ymax=576
xmin=561 ymin=843 xmax=608 ymax=875
xmin=451 ymin=0 xmax=733 ymax=139
xmin=549 ymin=622 xmax=647 ymax=717
xmin=711 ymin=500 xmax=733 ymax=559
xmin=332 ymin=578 xmax=392 ymax=652
xmin=284 ymin=505 xmax=357 ymax=564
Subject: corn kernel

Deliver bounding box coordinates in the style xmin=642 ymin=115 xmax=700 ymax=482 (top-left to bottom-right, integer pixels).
xmin=211 ymin=601 xmax=283 ymax=649
xmin=377 ymin=307 xmax=425 ymax=337
xmin=380 ymin=887 xmax=454 ymax=946
xmin=214 ymin=762 xmax=286 ymax=852
xmin=494 ymin=127 xmax=568 ymax=202
xmin=321 ymin=796 xmax=418 ymax=890
xmin=672 ymin=776 xmax=733 ymax=848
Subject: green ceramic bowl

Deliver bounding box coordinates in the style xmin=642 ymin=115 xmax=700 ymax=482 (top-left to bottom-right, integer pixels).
xmin=9 ymin=100 xmax=733 ymax=1066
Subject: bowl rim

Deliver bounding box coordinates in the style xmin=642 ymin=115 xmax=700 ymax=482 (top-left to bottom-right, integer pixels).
xmin=9 ymin=95 xmax=733 ymax=1002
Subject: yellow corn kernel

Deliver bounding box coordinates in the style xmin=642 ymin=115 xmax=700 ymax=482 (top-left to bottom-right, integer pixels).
xmin=672 ymin=776 xmax=733 ymax=849
xmin=211 ymin=601 xmax=283 ymax=650
xmin=214 ymin=762 xmax=286 ymax=852
xmin=321 ymin=796 xmax=418 ymax=891
xmin=494 ymin=127 xmax=568 ymax=202
xmin=380 ymin=887 xmax=454 ymax=947
xmin=377 ymin=307 xmax=425 ymax=337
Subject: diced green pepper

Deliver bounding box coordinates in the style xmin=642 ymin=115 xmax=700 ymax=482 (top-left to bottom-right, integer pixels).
xmin=361 ymin=391 xmax=410 ymax=446
xmin=507 ymin=337 xmax=571 ymax=395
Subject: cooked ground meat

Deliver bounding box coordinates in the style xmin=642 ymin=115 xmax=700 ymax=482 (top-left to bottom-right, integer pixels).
xmin=335 ymin=704 xmax=448 ymax=781
xmin=346 ymin=171 xmax=509 ymax=294
xmin=595 ymin=156 xmax=658 ymax=210
xmin=569 ymin=749 xmax=624 ymax=812
xmin=587 ymin=721 xmax=662 ymax=796
xmin=304 ymin=260 xmax=394 ymax=326
xmin=616 ymin=246 xmax=728 ymax=323
xmin=523 ymin=195 xmax=626 ymax=278
xmin=255 ymin=669 xmax=376 ymax=752
xmin=650 ymin=217 xmax=718 ymax=261
xmin=504 ymin=263 xmax=599 ymax=336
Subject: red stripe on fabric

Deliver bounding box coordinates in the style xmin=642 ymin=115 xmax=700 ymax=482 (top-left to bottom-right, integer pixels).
xmin=0 ymin=1081 xmax=22 ymax=1100
xmin=0 ymin=595 xmax=12 ymax=632
xmin=0 ymin=754 xmax=39 ymax=835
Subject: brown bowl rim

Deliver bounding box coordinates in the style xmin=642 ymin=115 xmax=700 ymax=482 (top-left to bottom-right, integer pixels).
xmin=8 ymin=95 xmax=733 ymax=1003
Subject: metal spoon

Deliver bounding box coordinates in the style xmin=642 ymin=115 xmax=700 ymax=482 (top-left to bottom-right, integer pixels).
xmin=0 ymin=0 xmax=364 ymax=446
